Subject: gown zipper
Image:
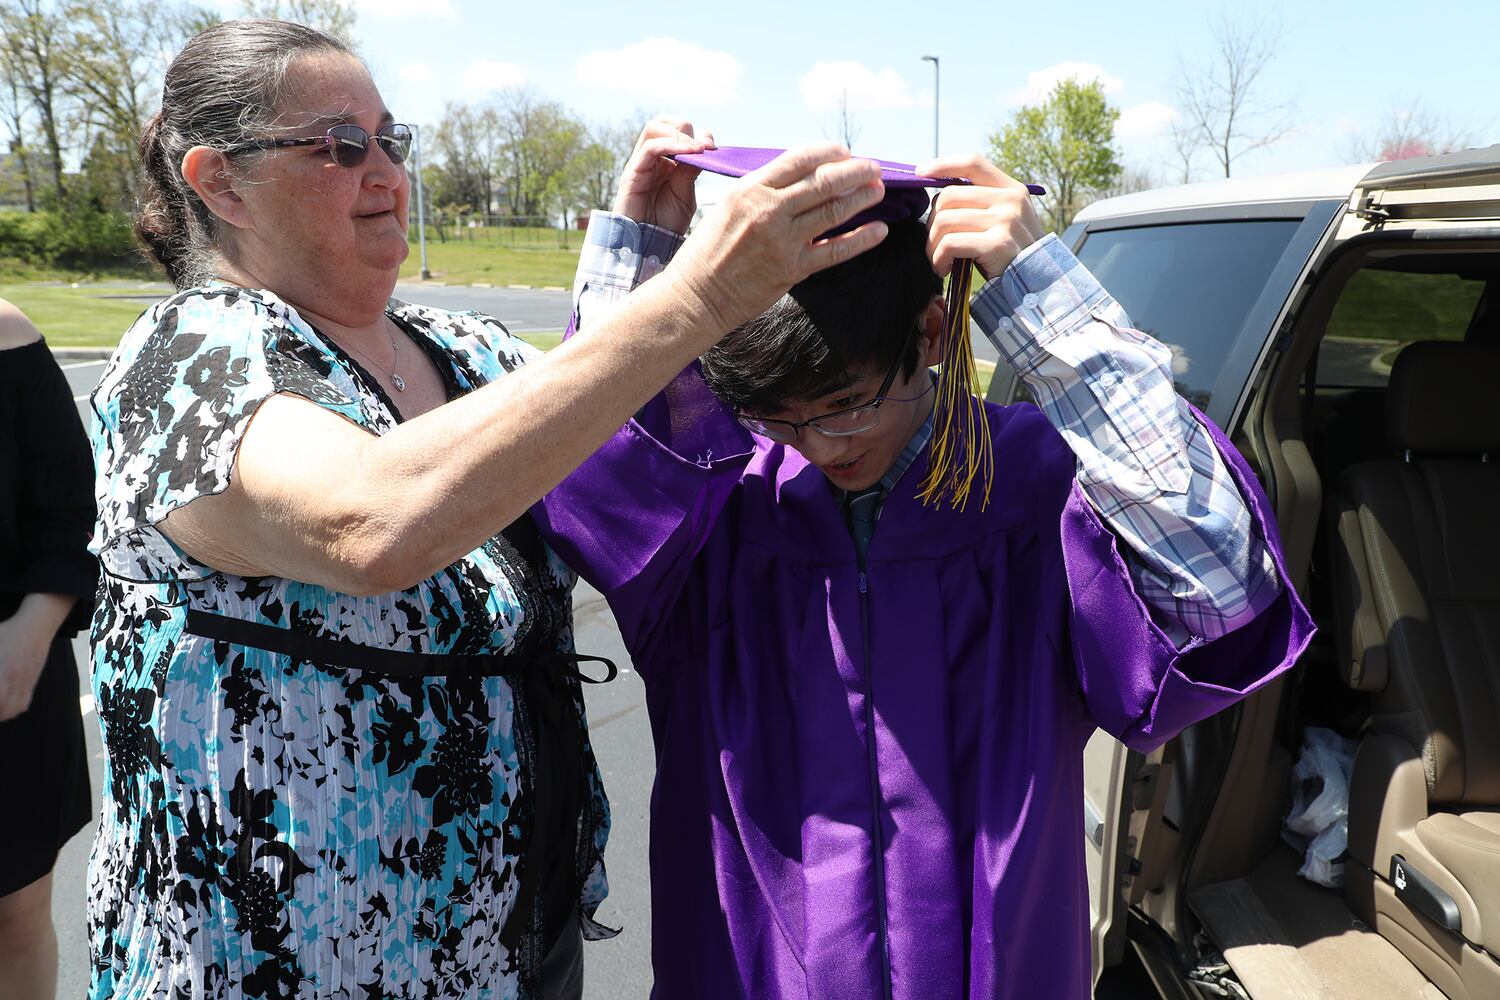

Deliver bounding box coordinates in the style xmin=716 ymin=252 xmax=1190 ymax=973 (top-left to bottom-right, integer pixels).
xmin=857 ymin=563 xmax=896 ymax=1000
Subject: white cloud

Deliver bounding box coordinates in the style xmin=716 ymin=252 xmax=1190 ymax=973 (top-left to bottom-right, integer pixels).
xmin=1334 ymin=115 xmax=1362 ymax=135
xmin=576 ymin=38 xmax=741 ymax=105
xmin=462 ymin=60 xmax=527 ymax=94
xmin=1006 ymin=62 xmax=1124 ymax=106
xmin=1117 ymin=101 xmax=1178 ymax=140
xmin=398 ymin=62 xmax=433 ymax=84
xmin=800 ymin=61 xmax=918 ymax=113
xmin=353 ymin=0 xmax=454 ymax=16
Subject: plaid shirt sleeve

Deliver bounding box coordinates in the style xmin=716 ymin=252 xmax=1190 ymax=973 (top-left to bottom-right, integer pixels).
xmin=971 ymin=233 xmax=1282 ymax=643
xmin=572 ymin=211 xmax=685 ymax=328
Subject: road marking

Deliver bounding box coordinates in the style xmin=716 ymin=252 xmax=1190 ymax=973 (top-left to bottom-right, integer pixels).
xmin=79 ymin=693 xmax=95 ymax=717
xmin=73 ymin=393 xmax=93 ymax=402
xmin=60 ymin=360 xmax=108 ymax=370
xmin=588 ymin=701 xmax=641 ymax=732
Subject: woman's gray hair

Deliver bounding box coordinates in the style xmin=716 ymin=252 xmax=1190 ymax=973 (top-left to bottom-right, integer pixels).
xmin=135 ymin=19 xmax=355 ymax=288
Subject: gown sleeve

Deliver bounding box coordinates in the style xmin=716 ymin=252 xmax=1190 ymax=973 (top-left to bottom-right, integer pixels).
xmin=0 ymin=340 xmax=99 ymax=635
xmin=1052 ymin=409 xmax=1315 ymax=752
xmin=531 ymin=212 xmax=755 ymax=658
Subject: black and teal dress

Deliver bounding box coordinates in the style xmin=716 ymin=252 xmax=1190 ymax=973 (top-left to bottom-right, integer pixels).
xmin=86 ymin=287 xmax=611 ymax=999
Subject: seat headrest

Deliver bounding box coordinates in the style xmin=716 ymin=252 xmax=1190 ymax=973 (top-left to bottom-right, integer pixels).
xmin=1386 ymin=341 xmax=1500 ymax=456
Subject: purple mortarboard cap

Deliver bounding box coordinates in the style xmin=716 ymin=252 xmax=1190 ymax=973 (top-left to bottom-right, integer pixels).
xmin=672 ymin=145 xmax=1047 ymax=513
xmin=672 ymin=145 xmax=1045 ymax=237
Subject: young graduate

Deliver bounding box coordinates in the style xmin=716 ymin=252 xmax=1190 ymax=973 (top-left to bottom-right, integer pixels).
xmin=534 ymin=121 xmax=1313 ymax=1000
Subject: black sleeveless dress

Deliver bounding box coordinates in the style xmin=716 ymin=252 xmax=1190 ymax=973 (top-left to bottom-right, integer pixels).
xmin=0 ymin=338 xmax=97 ymax=895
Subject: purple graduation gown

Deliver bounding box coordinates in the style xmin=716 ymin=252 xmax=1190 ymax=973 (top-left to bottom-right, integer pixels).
xmin=533 ymin=366 xmax=1313 ymax=1000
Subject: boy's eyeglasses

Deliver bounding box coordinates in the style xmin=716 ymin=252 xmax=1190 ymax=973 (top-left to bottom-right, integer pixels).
xmin=736 ymin=354 xmax=931 ymax=443
xmin=224 ymin=123 xmax=413 ymax=168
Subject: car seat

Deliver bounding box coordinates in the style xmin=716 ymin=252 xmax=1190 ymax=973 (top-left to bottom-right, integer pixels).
xmin=1326 ymin=340 xmax=1500 ymax=999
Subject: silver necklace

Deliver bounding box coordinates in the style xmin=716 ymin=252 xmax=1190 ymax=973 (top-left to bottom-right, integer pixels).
xmin=338 ymin=321 xmax=406 ymax=392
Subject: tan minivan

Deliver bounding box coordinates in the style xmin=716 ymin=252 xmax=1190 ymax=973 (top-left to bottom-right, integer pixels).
xmin=988 ymin=146 xmax=1500 ymax=1000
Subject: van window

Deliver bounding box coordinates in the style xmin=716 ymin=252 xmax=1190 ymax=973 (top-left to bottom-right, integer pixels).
xmin=1316 ymin=270 xmax=1484 ymax=388
xmin=1074 ymin=220 xmax=1301 ymax=410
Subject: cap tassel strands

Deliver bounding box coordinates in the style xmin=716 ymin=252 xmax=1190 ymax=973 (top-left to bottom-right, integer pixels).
xmin=917 ymin=258 xmax=994 ymax=512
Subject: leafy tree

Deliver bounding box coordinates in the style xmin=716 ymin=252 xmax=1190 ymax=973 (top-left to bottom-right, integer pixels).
xmin=0 ymin=47 xmax=37 ymax=211
xmin=493 ymin=89 xmax=584 ymax=222
xmin=62 ymin=0 xmax=164 ymax=207
xmin=1 ymin=0 xmax=71 ymax=204
xmin=429 ymin=102 xmax=503 ymax=214
xmin=562 ymin=140 xmax=622 ymax=220
xmin=989 ymin=77 xmax=1121 ymax=233
xmin=238 ymin=0 xmax=356 ymax=42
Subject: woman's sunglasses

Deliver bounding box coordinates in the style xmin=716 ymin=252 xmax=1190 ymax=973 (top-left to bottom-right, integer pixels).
xmin=225 ymin=122 xmax=413 ymax=168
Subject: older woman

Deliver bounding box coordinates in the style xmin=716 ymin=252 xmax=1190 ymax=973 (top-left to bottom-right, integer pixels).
xmin=87 ymin=18 xmax=887 ymax=1000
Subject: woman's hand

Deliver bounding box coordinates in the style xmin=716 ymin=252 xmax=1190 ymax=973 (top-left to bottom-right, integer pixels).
xmin=665 ymin=143 xmax=888 ymax=334
xmin=0 ymin=595 xmax=72 ymax=721
xmin=612 ymin=116 xmax=715 ymax=234
xmin=918 ymin=154 xmax=1046 ymax=280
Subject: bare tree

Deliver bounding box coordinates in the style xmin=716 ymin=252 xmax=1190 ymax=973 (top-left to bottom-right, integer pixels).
xmin=1167 ymin=120 xmax=1201 ymax=184
xmin=1172 ymin=15 xmax=1297 ymax=178
xmin=828 ymin=88 xmax=861 ymax=151
xmin=1342 ymin=102 xmax=1471 ymax=163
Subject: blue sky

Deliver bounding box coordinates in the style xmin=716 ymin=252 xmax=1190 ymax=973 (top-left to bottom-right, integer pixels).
xmin=336 ymin=0 xmax=1492 ymax=187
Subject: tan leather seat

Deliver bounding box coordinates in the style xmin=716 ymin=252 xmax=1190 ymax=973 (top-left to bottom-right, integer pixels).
xmin=1328 ymin=341 xmax=1500 ymax=997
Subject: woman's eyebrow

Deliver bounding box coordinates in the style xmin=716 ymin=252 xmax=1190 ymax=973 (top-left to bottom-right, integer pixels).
xmin=282 ymin=108 xmax=395 ymax=130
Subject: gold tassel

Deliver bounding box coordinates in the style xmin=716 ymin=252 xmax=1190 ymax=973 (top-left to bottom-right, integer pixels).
xmin=917 ymin=259 xmax=994 ymax=512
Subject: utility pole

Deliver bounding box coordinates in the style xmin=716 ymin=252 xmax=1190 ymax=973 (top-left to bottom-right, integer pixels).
xmin=921 ymin=55 xmax=940 ymax=158
xmin=411 ymin=124 xmax=431 ymax=279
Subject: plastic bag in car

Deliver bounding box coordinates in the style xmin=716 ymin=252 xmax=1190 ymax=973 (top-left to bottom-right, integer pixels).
xmin=1282 ymin=727 xmax=1358 ymax=888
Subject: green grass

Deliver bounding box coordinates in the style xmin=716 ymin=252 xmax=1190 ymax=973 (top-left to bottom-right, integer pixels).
xmin=520 ymin=331 xmax=563 ymax=352
xmin=414 ymin=223 xmax=587 ymax=252
xmin=0 ymin=283 xmax=162 ymax=347
xmin=0 ymin=281 xmax=570 ymax=351
xmin=399 ymin=239 xmax=580 ymax=288
xmin=1325 ymin=269 xmax=1485 ymax=342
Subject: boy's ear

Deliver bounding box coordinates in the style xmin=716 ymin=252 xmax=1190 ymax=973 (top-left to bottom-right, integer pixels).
xmin=916 ymin=294 xmax=947 ymax=365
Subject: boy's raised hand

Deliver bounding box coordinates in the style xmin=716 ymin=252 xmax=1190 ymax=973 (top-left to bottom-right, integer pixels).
xmin=918 ymin=155 xmax=1046 ymax=281
xmin=612 ymin=115 xmax=716 ymax=234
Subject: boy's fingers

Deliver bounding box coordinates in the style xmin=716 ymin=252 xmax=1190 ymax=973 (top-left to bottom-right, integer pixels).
xmin=916 ymin=154 xmax=1020 ymax=191
xmin=926 ymin=206 xmax=1004 ymax=245
xmin=929 ymin=231 xmax=991 ymax=277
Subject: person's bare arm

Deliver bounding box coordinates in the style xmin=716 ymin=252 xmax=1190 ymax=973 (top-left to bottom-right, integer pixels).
xmin=162 ymin=145 xmax=890 ymax=595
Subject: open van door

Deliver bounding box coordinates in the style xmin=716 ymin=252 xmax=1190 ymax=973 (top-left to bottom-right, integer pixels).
xmin=1345 ymin=147 xmax=1500 ymax=236
xmin=987 ymin=191 xmax=1350 ymax=983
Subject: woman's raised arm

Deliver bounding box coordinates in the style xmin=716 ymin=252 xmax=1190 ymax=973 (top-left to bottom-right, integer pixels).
xmin=161 ymin=145 xmax=890 ymax=594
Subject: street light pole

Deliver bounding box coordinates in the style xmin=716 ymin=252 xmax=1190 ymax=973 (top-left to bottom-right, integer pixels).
xmin=411 ymin=123 xmax=431 ymax=280
xmin=921 ymin=55 xmax=939 ymax=158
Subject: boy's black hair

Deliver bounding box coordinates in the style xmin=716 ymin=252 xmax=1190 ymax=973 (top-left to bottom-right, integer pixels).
xmin=701 ymin=217 xmax=943 ymax=414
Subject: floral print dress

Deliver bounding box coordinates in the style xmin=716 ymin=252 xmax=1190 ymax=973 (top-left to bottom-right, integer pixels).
xmin=86 ymin=286 xmax=611 ymax=999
